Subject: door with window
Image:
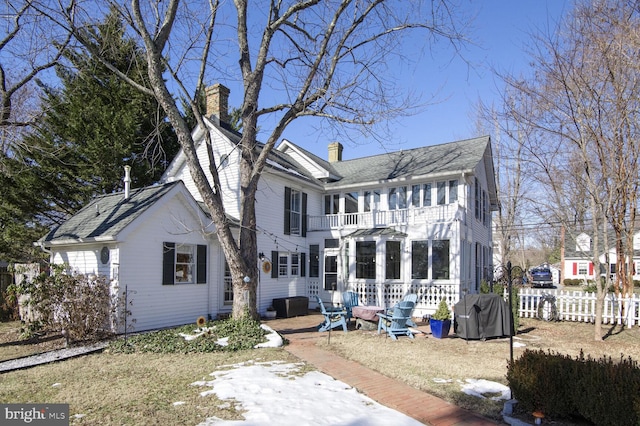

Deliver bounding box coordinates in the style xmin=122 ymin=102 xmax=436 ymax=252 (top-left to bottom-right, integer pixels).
xmin=323 ymin=249 xmax=339 ymax=299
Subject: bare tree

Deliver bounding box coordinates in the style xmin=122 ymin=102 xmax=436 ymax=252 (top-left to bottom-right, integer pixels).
xmin=499 ymin=0 xmax=640 ymax=340
xmin=0 ymin=1 xmax=71 ymax=154
xmin=39 ymin=0 xmax=469 ymax=319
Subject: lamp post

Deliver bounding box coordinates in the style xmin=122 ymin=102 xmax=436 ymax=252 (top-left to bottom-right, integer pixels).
xmin=494 ymin=261 xmax=524 ymax=366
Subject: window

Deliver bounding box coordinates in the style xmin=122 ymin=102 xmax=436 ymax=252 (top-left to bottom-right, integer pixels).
xmin=388 ymin=186 xmax=407 ymax=210
xmin=162 ymin=242 xmax=207 ymax=285
xmin=475 ymin=178 xmax=480 ymax=219
xmin=324 ymin=254 xmax=338 ymax=290
xmin=411 ymin=241 xmax=429 ymax=279
xmin=437 ymin=181 xmax=446 ymax=205
xmin=270 ymin=251 xmax=306 ymax=278
xmin=356 ymin=241 xmax=376 ymax=279
xmin=324 ymin=193 xmax=339 ymax=214
xmin=386 ymin=241 xmax=401 ymax=279
xmin=578 ymin=262 xmax=588 ymax=275
xmin=482 ymin=190 xmax=488 ymax=225
xmin=309 ymin=245 xmax=320 ymax=278
xmin=284 ymin=187 xmax=307 ymax=236
xmin=411 ymin=184 xmax=421 ymax=207
xmin=291 ymin=253 xmax=299 ymax=276
xmin=325 ymin=238 xmax=339 ymax=249
xmin=363 ymin=189 xmax=380 ymax=212
xmin=423 ymin=183 xmax=432 ymax=206
xmin=223 ymin=260 xmax=232 ymax=304
xmin=449 ymin=179 xmax=458 ymax=203
xmin=345 ymin=192 xmax=358 ymax=213
xmin=278 ymin=254 xmax=289 ymax=277
xmin=433 ymin=240 xmax=450 ymax=279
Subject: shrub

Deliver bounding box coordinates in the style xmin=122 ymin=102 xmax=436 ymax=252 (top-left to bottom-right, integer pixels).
xmin=432 ymin=299 xmax=451 ymax=320
xmin=8 ymin=265 xmax=119 ymax=343
xmin=507 ymin=349 xmax=640 ymax=425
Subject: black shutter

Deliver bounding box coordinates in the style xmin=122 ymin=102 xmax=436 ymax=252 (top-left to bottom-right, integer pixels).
xmin=162 ymin=242 xmax=175 ymax=285
xmin=284 ymin=187 xmax=291 ymax=235
xmin=301 ymin=192 xmax=307 ymax=237
xmin=196 ymin=245 xmax=207 ymax=284
xmin=300 ymin=252 xmax=306 ymax=277
xmin=271 ymin=250 xmax=278 ymax=278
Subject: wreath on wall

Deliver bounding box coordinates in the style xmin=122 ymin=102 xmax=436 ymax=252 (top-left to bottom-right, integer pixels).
xmin=262 ymin=261 xmax=272 ymax=274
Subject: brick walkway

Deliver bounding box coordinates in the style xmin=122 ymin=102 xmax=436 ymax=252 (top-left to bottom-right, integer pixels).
xmin=270 ymin=312 xmax=501 ymax=426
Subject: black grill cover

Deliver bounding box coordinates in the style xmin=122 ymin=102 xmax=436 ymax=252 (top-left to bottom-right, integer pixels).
xmin=454 ymin=294 xmax=514 ymax=339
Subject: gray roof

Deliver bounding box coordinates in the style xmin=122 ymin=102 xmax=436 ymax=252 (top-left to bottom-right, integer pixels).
xmin=325 ymin=136 xmax=491 ymax=188
xmin=40 ymin=182 xmax=181 ymax=245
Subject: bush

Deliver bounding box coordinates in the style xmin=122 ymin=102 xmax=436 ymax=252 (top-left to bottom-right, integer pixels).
xmin=507 ymin=349 xmax=640 ymax=425
xmin=8 ymin=265 xmax=119 ymax=343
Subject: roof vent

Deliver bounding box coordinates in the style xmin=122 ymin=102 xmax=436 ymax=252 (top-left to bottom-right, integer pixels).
xmin=123 ymin=165 xmax=131 ymax=200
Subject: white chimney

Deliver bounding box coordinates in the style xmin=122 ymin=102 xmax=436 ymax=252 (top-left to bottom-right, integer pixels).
xmin=123 ymin=165 xmax=131 ymax=200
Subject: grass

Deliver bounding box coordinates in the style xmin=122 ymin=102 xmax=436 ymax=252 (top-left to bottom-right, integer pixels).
xmin=1 ymin=316 xmax=639 ymax=424
xmin=318 ymin=317 xmax=640 ymax=423
xmin=0 ymin=349 xmax=301 ymax=425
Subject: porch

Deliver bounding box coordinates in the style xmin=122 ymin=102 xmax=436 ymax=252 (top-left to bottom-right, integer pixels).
xmin=307 ymin=204 xmax=463 ymax=231
xmin=306 ymin=279 xmax=465 ymax=320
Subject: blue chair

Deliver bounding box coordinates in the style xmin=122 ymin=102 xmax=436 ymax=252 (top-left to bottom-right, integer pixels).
xmin=315 ymin=296 xmax=348 ymax=333
xmin=342 ymin=291 xmax=359 ymax=324
xmin=386 ymin=293 xmax=418 ymax=327
xmin=377 ymin=301 xmax=415 ymax=340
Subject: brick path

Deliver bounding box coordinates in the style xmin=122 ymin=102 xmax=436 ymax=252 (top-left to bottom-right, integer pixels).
xmin=270 ymin=312 xmax=502 ymax=426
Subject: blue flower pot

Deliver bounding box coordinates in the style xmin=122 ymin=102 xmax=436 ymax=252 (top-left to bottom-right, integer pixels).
xmin=430 ymin=319 xmax=451 ymax=339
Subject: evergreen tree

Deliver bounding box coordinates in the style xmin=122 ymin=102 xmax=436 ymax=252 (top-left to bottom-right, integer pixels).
xmin=0 ymin=9 xmax=179 ymax=261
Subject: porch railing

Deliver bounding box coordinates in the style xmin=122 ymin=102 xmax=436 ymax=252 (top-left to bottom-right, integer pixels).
xmin=307 ymin=204 xmax=462 ymax=231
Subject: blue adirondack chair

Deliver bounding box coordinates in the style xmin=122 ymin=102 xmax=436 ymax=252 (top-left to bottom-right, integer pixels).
xmin=315 ymin=296 xmax=348 ymax=333
xmin=342 ymin=291 xmax=359 ymax=324
xmin=377 ymin=300 xmax=415 ymax=340
xmin=386 ymin=293 xmax=418 ymax=327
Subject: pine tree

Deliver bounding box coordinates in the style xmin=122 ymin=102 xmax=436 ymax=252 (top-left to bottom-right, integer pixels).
xmin=0 ymin=9 xmax=179 ymax=261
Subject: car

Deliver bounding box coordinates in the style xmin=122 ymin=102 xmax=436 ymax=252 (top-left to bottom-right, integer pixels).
xmin=530 ymin=266 xmax=554 ymax=288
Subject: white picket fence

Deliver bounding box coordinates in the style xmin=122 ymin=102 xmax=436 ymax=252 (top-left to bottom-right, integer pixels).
xmin=515 ymin=288 xmax=640 ymax=328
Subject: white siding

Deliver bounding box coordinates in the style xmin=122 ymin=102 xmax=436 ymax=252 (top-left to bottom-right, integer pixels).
xmin=170 ymin=128 xmax=243 ymax=219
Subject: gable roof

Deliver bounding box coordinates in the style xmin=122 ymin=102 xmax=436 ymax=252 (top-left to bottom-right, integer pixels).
xmin=325 ymin=136 xmax=491 ymax=188
xmin=39 ymin=182 xmax=187 ymax=246
xmin=162 ymin=118 xmax=319 ymax=186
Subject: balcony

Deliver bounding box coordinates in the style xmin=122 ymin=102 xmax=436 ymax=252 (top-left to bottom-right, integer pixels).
xmin=308 ymin=204 xmax=462 ymax=231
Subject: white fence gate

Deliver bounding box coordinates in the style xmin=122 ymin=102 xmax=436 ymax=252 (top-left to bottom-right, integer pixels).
xmin=515 ymin=288 xmax=640 ymax=328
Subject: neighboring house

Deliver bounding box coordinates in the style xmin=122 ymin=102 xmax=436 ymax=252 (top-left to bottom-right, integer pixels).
xmin=38 ymin=84 xmax=498 ymax=331
xmin=563 ymin=231 xmax=640 ymax=284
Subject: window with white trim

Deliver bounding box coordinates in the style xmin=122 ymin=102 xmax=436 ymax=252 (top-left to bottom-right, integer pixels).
xmin=278 ymin=254 xmax=289 ymax=277
xmin=388 ymin=186 xmax=407 ymax=210
xmin=291 ymin=253 xmax=300 ymax=276
xmin=223 ymin=260 xmax=233 ymax=304
xmin=162 ymin=242 xmax=207 ymax=285
xmin=578 ymin=262 xmax=588 ymax=275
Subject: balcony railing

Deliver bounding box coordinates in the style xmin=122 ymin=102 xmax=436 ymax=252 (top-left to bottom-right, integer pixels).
xmin=308 ymin=204 xmax=461 ymax=231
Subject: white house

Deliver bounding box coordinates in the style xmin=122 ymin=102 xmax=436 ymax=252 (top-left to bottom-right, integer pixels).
xmin=38 ymin=84 xmax=498 ymax=331
xmin=563 ymin=231 xmax=640 ymax=284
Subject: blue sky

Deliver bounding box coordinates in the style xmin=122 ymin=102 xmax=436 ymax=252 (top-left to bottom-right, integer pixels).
xmin=276 ymin=0 xmax=571 ymax=161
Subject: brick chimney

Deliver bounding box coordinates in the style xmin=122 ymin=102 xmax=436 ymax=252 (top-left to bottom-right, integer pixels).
xmin=205 ymin=83 xmax=230 ymax=124
xmin=328 ymin=142 xmax=343 ymax=163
